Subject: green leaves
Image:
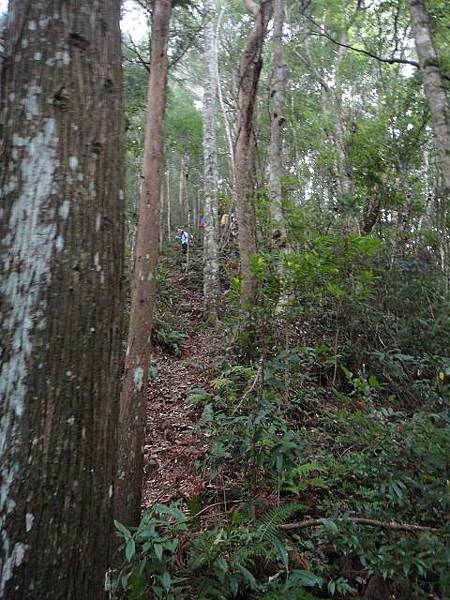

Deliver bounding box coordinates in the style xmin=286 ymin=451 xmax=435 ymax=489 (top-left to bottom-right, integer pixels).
xmin=282 ymin=230 xmax=381 ymax=310
xmin=154 ymin=543 xmax=163 ymax=561
xmin=111 ymin=504 xmax=187 ymax=599
xmin=288 ymin=570 xmax=323 ymax=588
xmin=125 ymin=537 xmax=136 ymax=561
xmin=281 ymin=462 xmax=328 ymax=495
xmin=160 ymin=571 xmax=172 ymax=592
xmin=115 ymin=519 xmax=132 ymax=540
xmin=322 ymin=519 xmax=339 ymax=535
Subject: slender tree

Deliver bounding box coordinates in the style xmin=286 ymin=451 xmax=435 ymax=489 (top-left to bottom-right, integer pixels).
xmin=179 ymin=153 xmax=187 ymax=224
xmin=115 ymin=0 xmax=173 ymax=528
xmin=408 ymin=0 xmax=450 ymax=196
xmin=333 ymin=33 xmax=353 ymax=203
xmin=235 ymin=0 xmax=273 ymax=308
xmin=268 ymin=0 xmax=287 ymax=232
xmin=268 ymin=0 xmax=291 ymax=313
xmin=216 ymin=4 xmax=235 ymax=185
xmin=166 ymin=169 xmax=172 ymax=240
xmin=0 ymin=0 xmax=124 ymax=597
xmin=202 ymin=0 xmax=220 ymax=323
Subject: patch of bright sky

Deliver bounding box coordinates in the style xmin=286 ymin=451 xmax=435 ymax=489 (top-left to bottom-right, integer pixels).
xmin=121 ymin=1 xmax=148 ymax=41
xmin=0 ymin=0 xmax=148 ymax=41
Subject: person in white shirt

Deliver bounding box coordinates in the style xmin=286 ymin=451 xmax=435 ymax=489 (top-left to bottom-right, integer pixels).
xmin=176 ymin=228 xmax=190 ymax=254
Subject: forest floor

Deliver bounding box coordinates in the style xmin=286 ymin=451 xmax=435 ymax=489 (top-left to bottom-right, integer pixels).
xmin=142 ymin=247 xmax=218 ymax=511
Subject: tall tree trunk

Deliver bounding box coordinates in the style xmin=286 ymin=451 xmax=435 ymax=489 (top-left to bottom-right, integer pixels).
xmin=268 ymin=0 xmax=287 ymax=230
xmin=268 ymin=0 xmax=290 ymax=313
xmin=160 ymin=180 xmax=166 ymax=249
xmin=334 ymin=34 xmax=353 ymax=201
xmin=179 ymin=153 xmax=186 ymax=225
xmin=0 ymin=0 xmax=124 ymax=597
xmin=166 ymin=169 xmax=171 ymax=240
xmin=216 ymin=5 xmax=235 ymax=185
xmin=202 ymin=0 xmax=220 ymax=323
xmin=115 ymin=0 xmax=172 ymax=528
xmin=235 ymin=0 xmax=273 ymax=308
xmin=408 ymin=0 xmax=450 ymax=196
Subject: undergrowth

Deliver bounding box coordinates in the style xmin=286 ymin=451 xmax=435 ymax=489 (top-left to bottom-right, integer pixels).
xmin=113 ymin=224 xmax=450 ymax=599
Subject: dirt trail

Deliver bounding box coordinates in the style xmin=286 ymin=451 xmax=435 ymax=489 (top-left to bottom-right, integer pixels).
xmin=141 ymin=255 xmax=217 ymax=510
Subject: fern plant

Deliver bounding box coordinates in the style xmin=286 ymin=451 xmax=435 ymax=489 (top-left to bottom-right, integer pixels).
xmin=280 ymin=462 xmax=328 ymax=495
xmin=111 ymin=501 xmax=327 ymax=600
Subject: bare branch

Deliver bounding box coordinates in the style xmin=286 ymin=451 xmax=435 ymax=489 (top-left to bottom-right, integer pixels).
xmin=280 ymin=517 xmax=440 ymax=534
xmin=168 ymin=16 xmax=207 ymax=69
xmin=292 ymin=48 xmax=330 ymax=92
xmin=304 ymin=14 xmax=420 ymax=69
xmin=124 ymin=37 xmax=151 ymax=73
xmin=233 ymin=359 xmax=263 ymax=413
xmin=132 ymin=0 xmax=151 ymax=13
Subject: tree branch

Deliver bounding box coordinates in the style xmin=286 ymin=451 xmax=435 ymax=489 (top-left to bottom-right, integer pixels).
xmin=293 ymin=48 xmax=330 ymax=92
xmin=168 ymin=16 xmax=207 ymax=69
xmin=233 ymin=359 xmax=263 ymax=413
xmin=124 ymin=37 xmax=151 ymax=73
xmin=132 ymin=0 xmax=151 ymax=13
xmin=280 ymin=516 xmax=440 ymax=534
xmin=304 ymin=14 xmax=420 ymax=69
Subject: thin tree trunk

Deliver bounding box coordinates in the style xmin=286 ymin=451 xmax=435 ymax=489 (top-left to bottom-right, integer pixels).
xmin=0 ymin=1 xmax=124 ymax=596
xmin=115 ymin=0 xmax=172 ymax=528
xmin=235 ymin=0 xmax=273 ymax=308
xmin=268 ymin=0 xmax=289 ymax=312
xmin=216 ymin=5 xmax=235 ymax=185
xmin=179 ymin=153 xmax=186 ymax=224
xmin=196 ymin=189 xmax=202 ymax=232
xmin=160 ymin=180 xmax=165 ymax=249
xmin=166 ymin=168 xmax=171 ymax=240
xmin=203 ymin=0 xmax=220 ymax=323
xmin=193 ymin=192 xmax=197 ymax=233
xmin=408 ymin=0 xmax=450 ymax=196
xmin=268 ymin=0 xmax=287 ymax=230
xmin=334 ymin=34 xmax=353 ymax=200
xmin=296 ymin=30 xmax=352 ymax=205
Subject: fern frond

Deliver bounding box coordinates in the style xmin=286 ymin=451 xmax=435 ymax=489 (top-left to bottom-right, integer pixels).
xmin=234 ymin=541 xmax=269 ymax=565
xmin=257 ymin=503 xmax=304 ymax=543
xmin=292 ymin=462 xmax=327 ymax=479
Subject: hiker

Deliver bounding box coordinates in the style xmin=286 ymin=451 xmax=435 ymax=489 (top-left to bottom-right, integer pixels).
xmin=176 ymin=228 xmax=190 ymax=254
xmin=220 ymin=213 xmax=229 ymax=229
xmin=230 ymin=213 xmax=238 ymax=237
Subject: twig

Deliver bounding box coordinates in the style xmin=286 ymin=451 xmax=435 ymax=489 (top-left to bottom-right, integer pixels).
xmin=293 ymin=48 xmax=330 ymax=92
xmin=280 ymin=516 xmax=440 ymax=534
xmin=133 ymin=0 xmax=151 ymax=12
xmin=187 ymin=499 xmax=242 ymax=521
xmin=124 ymin=37 xmax=150 ymax=73
xmin=232 ymin=359 xmax=264 ymax=413
xmin=168 ymin=17 xmax=207 ymax=69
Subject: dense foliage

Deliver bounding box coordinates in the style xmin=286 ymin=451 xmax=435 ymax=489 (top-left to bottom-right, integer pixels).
xmin=114 ymin=0 xmax=449 ymax=598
